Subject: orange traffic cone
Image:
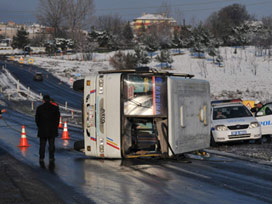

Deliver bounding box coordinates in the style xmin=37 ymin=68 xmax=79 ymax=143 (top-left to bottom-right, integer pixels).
xmin=58 ymin=116 xmax=63 ymax=129
xmin=62 ymin=121 xmax=70 ymax=140
xmin=18 ymin=125 xmax=31 ymax=147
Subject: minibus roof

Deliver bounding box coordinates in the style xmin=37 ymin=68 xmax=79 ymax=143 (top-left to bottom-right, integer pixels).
xmin=98 ymin=68 xmax=194 ymax=78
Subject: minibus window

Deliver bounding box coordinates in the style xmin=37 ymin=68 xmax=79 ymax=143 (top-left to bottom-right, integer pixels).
xmin=123 ymin=74 xmax=167 ymax=116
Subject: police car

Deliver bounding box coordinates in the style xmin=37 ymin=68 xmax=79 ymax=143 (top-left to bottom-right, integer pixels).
xmin=211 ymin=100 xmax=262 ymax=146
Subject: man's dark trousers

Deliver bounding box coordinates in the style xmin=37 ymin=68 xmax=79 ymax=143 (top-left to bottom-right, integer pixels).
xmin=39 ymin=137 xmax=55 ymax=160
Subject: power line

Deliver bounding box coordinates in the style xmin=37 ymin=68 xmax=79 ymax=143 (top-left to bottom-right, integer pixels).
xmin=96 ymin=0 xmax=272 ymax=18
xmin=96 ymin=0 xmax=272 ymax=12
xmin=96 ymin=0 xmax=238 ymax=11
xmin=174 ymin=0 xmax=272 ymax=13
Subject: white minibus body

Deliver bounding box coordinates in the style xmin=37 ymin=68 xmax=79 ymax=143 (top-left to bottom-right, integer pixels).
xmin=74 ymin=69 xmax=210 ymax=158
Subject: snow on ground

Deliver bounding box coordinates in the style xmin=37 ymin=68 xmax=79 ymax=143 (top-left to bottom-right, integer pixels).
xmin=0 ymin=67 xmax=41 ymax=101
xmin=1 ymin=46 xmax=272 ymax=103
xmin=29 ymin=52 xmax=114 ymax=85
xmin=25 ymin=46 xmax=272 ymax=103
xmin=167 ymin=47 xmax=272 ymax=102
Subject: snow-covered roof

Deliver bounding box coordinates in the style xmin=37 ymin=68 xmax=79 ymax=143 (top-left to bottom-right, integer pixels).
xmin=135 ymin=13 xmax=176 ymax=22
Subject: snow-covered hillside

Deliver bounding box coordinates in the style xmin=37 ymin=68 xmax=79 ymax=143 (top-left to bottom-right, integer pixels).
xmin=3 ymin=46 xmax=272 ymax=102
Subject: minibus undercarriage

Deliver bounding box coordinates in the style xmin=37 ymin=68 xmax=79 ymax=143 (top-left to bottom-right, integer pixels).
xmin=122 ymin=117 xmax=169 ymax=158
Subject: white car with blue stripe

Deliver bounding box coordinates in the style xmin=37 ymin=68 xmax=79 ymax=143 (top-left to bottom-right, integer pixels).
xmin=211 ymin=101 xmax=262 ymax=146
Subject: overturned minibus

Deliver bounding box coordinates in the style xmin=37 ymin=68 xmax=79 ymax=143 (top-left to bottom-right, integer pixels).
xmin=73 ymin=68 xmax=211 ymax=158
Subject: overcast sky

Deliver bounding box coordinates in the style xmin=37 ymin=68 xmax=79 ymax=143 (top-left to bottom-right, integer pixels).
xmin=0 ymin=0 xmax=271 ymax=24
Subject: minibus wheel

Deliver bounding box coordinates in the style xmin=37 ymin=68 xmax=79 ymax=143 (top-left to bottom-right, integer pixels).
xmin=74 ymin=140 xmax=84 ymax=151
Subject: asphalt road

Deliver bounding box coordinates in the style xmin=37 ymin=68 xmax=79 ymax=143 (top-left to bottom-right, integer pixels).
xmin=0 ymin=146 xmax=69 ymax=204
xmin=0 ymin=60 xmax=272 ymax=203
xmin=0 ymin=61 xmax=82 ymax=109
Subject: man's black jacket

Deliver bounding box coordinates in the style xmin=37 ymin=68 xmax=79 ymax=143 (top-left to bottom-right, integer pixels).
xmin=35 ymin=102 xmax=60 ymax=138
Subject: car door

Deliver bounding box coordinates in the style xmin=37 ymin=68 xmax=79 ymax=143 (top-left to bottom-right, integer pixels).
xmin=255 ymin=104 xmax=272 ymax=135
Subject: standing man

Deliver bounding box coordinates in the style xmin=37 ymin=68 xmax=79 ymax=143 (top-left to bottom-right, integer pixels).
xmin=0 ymin=109 xmax=7 ymax=119
xmin=35 ymin=95 xmax=60 ymax=162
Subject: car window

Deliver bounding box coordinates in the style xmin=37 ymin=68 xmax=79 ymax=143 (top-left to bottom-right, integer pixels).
xmin=265 ymin=104 xmax=272 ymax=112
xmin=260 ymin=105 xmax=272 ymax=115
xmin=213 ymin=105 xmax=252 ymax=120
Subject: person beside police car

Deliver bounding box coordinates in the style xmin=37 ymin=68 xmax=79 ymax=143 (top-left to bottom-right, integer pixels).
xmin=251 ymin=100 xmax=272 ymax=116
xmin=35 ymin=95 xmax=60 ymax=163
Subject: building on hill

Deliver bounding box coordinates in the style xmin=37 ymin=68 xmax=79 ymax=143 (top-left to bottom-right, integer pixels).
xmin=0 ymin=22 xmax=19 ymax=39
xmin=0 ymin=22 xmax=53 ymax=44
xmin=132 ymin=13 xmax=177 ymax=35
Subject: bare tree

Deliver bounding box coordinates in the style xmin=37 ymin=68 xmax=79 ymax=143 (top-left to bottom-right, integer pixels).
xmin=250 ymin=56 xmax=258 ymax=76
xmin=37 ymin=0 xmax=67 ymax=38
xmin=262 ymin=16 xmax=272 ymax=30
xmin=157 ymin=1 xmax=172 ymax=17
xmin=93 ymin=14 xmax=124 ymax=35
xmin=92 ymin=14 xmax=127 ymax=48
xmin=64 ymin=0 xmax=95 ymax=41
xmin=174 ymin=8 xmax=184 ymax=26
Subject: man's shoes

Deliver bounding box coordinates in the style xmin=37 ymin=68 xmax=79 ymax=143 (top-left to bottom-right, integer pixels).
xmin=39 ymin=159 xmax=45 ymax=168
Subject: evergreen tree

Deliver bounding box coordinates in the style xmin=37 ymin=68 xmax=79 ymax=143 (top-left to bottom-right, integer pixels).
xmin=141 ymin=34 xmax=160 ymax=58
xmin=226 ymin=21 xmax=263 ymax=47
xmin=205 ymin=3 xmax=253 ymax=43
xmin=191 ymin=23 xmax=215 ymax=58
xmin=88 ymin=28 xmax=115 ymax=50
xmin=207 ymin=47 xmax=217 ymax=62
xmin=171 ymin=29 xmax=182 ymax=52
xmin=155 ymin=49 xmax=173 ymax=69
xmin=55 ymin=38 xmax=68 ymax=53
xmin=44 ymin=41 xmax=57 ymax=56
xmin=180 ymin=26 xmax=193 ymax=48
xmin=134 ymin=45 xmax=151 ymax=66
xmin=109 ymin=51 xmax=138 ymax=70
xmin=215 ymin=55 xmax=223 ymax=67
xmin=207 ymin=37 xmax=221 ymax=62
xmin=11 ymin=27 xmax=30 ymax=49
xmin=191 ymin=24 xmax=206 ymax=57
xmin=123 ymin=22 xmax=134 ymax=42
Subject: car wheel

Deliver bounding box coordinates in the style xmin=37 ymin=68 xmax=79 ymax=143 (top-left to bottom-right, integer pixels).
xmin=255 ymin=138 xmax=262 ymax=144
xmin=210 ymin=133 xmax=217 ymax=147
xmin=74 ymin=140 xmax=84 ymax=151
xmin=266 ymin=135 xmax=271 ymax=143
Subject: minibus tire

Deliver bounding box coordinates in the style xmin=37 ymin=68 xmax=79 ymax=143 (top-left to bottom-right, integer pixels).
xmin=74 ymin=140 xmax=84 ymax=151
xmin=73 ymin=79 xmax=84 ymax=92
xmin=210 ymin=133 xmax=217 ymax=147
xmin=266 ymin=135 xmax=271 ymax=143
